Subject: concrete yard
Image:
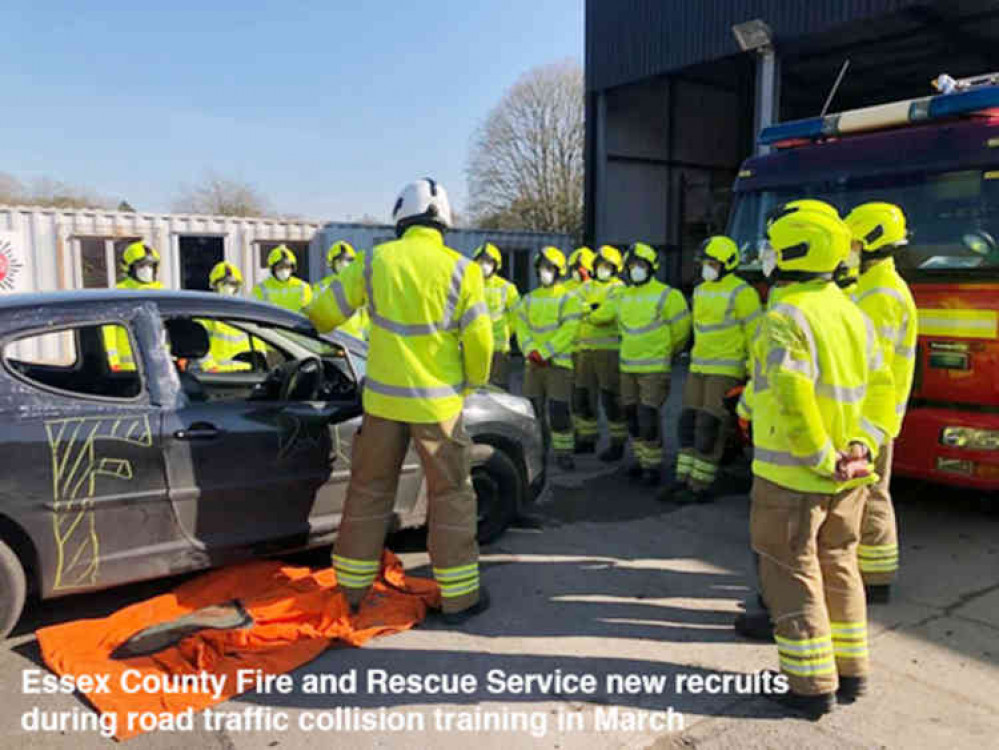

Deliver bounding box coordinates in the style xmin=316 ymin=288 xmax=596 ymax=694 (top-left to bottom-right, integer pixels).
xmin=2 ymin=442 xmax=996 ymax=750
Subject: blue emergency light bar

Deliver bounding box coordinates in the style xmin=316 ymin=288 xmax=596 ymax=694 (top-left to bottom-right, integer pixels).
xmin=758 ymin=85 xmax=999 ymax=146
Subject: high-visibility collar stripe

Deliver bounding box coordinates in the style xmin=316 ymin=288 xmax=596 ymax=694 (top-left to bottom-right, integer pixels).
xmin=364 ymin=377 xmax=464 ymax=399
xmin=755 ymin=442 xmax=832 ymax=469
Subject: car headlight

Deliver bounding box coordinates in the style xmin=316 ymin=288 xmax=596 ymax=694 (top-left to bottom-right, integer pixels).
xmin=488 ymin=392 xmax=536 ymax=420
xmin=941 ymin=427 xmax=999 ymax=451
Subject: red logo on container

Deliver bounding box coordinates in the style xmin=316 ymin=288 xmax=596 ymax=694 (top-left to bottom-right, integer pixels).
xmin=0 ymin=240 xmax=24 ymax=292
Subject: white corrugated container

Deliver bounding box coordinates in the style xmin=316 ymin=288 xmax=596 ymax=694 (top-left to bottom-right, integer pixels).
xmin=314 ymin=222 xmax=574 ymax=292
xmin=0 ymin=204 xmax=323 ymax=296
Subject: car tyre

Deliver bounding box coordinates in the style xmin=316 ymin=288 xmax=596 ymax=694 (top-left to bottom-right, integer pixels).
xmin=471 ymin=446 xmax=521 ymax=544
xmin=0 ymin=539 xmax=27 ymax=639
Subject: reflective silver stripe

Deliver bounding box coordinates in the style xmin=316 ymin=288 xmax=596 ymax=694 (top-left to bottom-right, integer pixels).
xmin=561 ymin=312 xmax=583 ymax=323
xmin=816 ymin=383 xmax=866 ymax=403
xmin=856 ymin=286 xmax=907 ymax=306
xmin=212 ymin=331 xmax=247 ymax=343
xmin=581 ymin=337 xmax=621 ymax=346
xmin=694 ymin=283 xmax=747 ymax=334
xmin=695 ymin=319 xmax=740 ymax=334
xmin=530 ymin=321 xmax=560 ymax=334
xmin=767 ymin=347 xmax=817 ymax=380
xmin=861 ymin=310 xmax=878 ymax=364
xmin=742 ymin=308 xmax=763 ymax=325
xmin=861 ymin=417 xmax=886 ymax=446
xmin=367 ymin=251 xmax=470 ymax=337
xmin=895 ymin=343 xmax=916 ymax=358
xmin=621 ymin=288 xmax=671 ymax=335
xmin=755 ymin=443 xmax=832 ymax=469
xmin=691 ymin=356 xmax=743 ymax=368
xmin=896 ymin=403 xmax=907 ymax=415
xmin=441 ymin=256 xmax=469 ymax=330
xmin=621 ymin=357 xmax=666 ymax=368
xmin=754 ymin=357 xmax=769 ymax=391
xmin=331 ymin=278 xmax=355 ymax=319
xmin=364 ymin=377 xmax=463 ymax=399
xmin=363 ymin=248 xmax=376 ymax=315
xmin=878 ymin=325 xmax=900 ymax=342
xmin=770 ymin=303 xmax=818 ymax=372
xmin=667 ymin=309 xmax=691 ymax=324
xmin=459 ymin=301 xmax=489 ymax=331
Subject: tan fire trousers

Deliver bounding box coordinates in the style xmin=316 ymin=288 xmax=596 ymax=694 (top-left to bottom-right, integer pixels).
xmin=575 ymin=349 xmax=627 ymax=445
xmin=859 ymin=441 xmax=899 ymax=586
xmin=751 ymin=476 xmax=870 ymax=696
xmin=676 ymin=372 xmax=740 ymax=491
xmin=489 ymin=351 xmax=511 ymax=390
xmin=332 ymin=412 xmax=480 ymax=614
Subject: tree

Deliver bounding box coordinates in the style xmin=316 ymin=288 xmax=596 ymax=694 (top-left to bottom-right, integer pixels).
xmin=173 ymin=171 xmax=271 ymax=217
xmin=467 ymin=60 xmax=584 ymax=237
xmin=117 ymin=200 xmax=136 ymax=212
xmin=0 ymin=171 xmax=110 ymax=209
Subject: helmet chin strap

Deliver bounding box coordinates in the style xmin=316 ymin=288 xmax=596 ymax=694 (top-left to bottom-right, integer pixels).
xmin=773 ymin=269 xmax=835 ymax=283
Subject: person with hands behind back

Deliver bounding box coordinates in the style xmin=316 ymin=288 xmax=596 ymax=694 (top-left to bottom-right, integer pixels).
xmin=516 ymin=246 xmax=583 ymax=471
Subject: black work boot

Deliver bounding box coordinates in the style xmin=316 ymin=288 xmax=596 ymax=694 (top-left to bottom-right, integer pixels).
xmin=599 ymin=442 xmax=625 ymax=463
xmin=574 ymin=439 xmax=596 ymax=455
xmin=656 ymin=480 xmax=688 ymax=504
xmin=555 ymin=454 xmax=575 ymax=471
xmin=734 ymin=611 xmax=774 ymax=641
xmin=769 ymin=689 xmax=836 ymax=721
xmin=674 ymin=488 xmax=700 ymax=505
xmin=643 ymin=468 xmax=662 ymax=487
xmin=865 ymin=585 xmax=891 ymax=605
xmin=441 ymin=588 xmax=491 ymax=626
xmin=627 ymin=462 xmax=645 ymax=480
xmin=836 ymin=676 xmax=868 ymax=705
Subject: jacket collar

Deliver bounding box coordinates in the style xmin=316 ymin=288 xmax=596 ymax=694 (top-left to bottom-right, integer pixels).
xmin=402 ymin=225 xmax=444 ymax=244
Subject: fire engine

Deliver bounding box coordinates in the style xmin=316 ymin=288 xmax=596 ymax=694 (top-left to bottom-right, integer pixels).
xmin=729 ymin=73 xmax=999 ymax=493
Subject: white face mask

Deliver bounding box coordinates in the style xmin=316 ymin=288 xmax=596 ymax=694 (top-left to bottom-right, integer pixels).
xmin=596 ymin=266 xmax=613 ymax=282
xmin=572 ymin=270 xmax=582 ymax=283
xmin=848 ymin=249 xmax=861 ymax=270
xmin=761 ymin=247 xmax=778 ymax=279
xmin=333 ymin=258 xmax=351 ymax=274
xmin=539 ymin=268 xmax=556 ymax=287
xmin=275 ymin=267 xmax=292 ymax=282
xmin=628 ymin=265 xmax=648 ymax=284
xmin=701 ymin=263 xmax=720 ymax=283
xmin=216 ymin=283 xmax=239 ymax=296
xmin=135 ymin=265 xmax=155 ymax=284
xmin=478 ymin=260 xmax=496 ymax=278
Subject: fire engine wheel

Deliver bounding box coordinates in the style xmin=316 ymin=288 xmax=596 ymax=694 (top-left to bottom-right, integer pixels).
xmin=0 ymin=539 xmax=26 ymax=639
xmin=471 ymin=446 xmax=521 ymax=544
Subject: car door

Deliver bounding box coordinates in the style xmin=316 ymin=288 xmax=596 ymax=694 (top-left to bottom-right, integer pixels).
xmin=159 ymin=314 xmax=356 ymax=551
xmin=0 ymin=311 xmax=186 ymax=598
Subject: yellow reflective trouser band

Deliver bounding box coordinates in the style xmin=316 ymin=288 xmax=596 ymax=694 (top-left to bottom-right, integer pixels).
xmin=552 ymin=431 xmax=575 ymax=453
xmin=433 ymin=564 xmax=479 ymax=598
xmin=608 ymin=422 xmax=628 ymax=440
xmin=333 ymin=555 xmax=380 ymax=589
xmin=775 ymin=634 xmax=837 ymax=676
xmin=676 ymin=452 xmax=693 ymax=478
xmin=690 ymin=458 xmax=717 ymax=482
xmin=858 ymin=544 xmax=899 ymax=572
xmin=638 ymin=443 xmax=662 ymax=468
xmin=575 ymin=417 xmax=599 ymax=438
xmin=830 ymin=621 xmax=869 ymax=659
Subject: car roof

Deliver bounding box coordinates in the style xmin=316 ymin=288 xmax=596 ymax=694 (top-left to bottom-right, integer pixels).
xmin=0 ymin=289 xmax=316 ymax=334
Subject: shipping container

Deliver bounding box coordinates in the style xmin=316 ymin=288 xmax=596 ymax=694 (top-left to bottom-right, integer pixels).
xmin=314 ymin=222 xmax=574 ymax=292
xmin=0 ymin=204 xmax=323 ymax=295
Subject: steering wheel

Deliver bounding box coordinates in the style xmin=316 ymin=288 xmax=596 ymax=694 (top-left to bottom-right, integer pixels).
xmin=280 ymin=357 xmax=324 ymax=401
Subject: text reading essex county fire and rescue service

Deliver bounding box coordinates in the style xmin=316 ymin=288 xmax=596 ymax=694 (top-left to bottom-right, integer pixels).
xmin=21 ymin=667 xmax=789 ymax=739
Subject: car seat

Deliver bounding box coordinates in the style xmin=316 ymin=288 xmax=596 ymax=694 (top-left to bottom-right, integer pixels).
xmin=164 ymin=318 xmax=209 ymax=402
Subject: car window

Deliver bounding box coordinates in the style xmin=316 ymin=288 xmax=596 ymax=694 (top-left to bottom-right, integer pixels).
xmin=186 ymin=317 xmax=286 ymax=375
xmin=2 ymin=323 xmax=142 ymax=400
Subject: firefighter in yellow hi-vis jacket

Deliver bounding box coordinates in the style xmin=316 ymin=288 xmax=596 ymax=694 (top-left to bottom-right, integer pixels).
xmin=104 ymin=242 xmax=164 ymax=371
xmin=749 ymin=205 xmax=896 ymax=718
xmin=590 ymin=243 xmax=691 ymax=484
xmin=199 ymin=262 xmax=253 ymax=373
xmin=314 ymin=241 xmax=370 ymax=341
xmin=846 ymin=203 xmax=918 ymax=605
xmin=665 ymin=236 xmax=762 ymax=504
xmin=252 ymin=245 xmax=313 ymax=313
xmin=516 ymin=247 xmax=583 ymax=471
xmin=565 ymin=247 xmax=595 ymax=448
xmin=307 ymin=178 xmax=493 ymax=625
xmin=473 ymin=242 xmax=520 ymax=390
xmin=575 ymin=245 xmax=627 ymax=461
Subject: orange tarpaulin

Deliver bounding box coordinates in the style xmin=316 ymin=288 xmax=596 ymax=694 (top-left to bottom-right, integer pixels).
xmin=36 ymin=551 xmax=440 ymax=741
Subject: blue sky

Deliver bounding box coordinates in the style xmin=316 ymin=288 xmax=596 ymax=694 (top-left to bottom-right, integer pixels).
xmin=1 ymin=1 xmax=583 ymax=221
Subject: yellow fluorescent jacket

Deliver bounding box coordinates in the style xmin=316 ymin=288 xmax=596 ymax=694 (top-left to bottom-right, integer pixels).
xmin=314 ymin=273 xmax=370 ymax=341
xmin=482 ymin=275 xmax=521 ymax=353
xmin=691 ymin=273 xmax=762 ymax=378
xmin=103 ymin=278 xmax=165 ymax=371
xmin=578 ymin=277 xmax=624 ymax=351
xmin=590 ymin=279 xmax=691 ymax=373
xmin=252 ymin=275 xmax=313 ymax=313
xmin=515 ymin=283 xmax=584 ymax=369
xmin=306 ymin=226 xmax=493 ymax=423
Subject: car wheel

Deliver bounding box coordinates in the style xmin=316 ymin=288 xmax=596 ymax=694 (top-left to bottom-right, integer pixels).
xmin=0 ymin=539 xmax=27 ymax=639
xmin=471 ymin=446 xmax=521 ymax=544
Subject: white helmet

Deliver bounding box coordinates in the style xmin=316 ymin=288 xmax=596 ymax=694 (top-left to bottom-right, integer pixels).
xmin=392 ymin=178 xmax=453 ymax=232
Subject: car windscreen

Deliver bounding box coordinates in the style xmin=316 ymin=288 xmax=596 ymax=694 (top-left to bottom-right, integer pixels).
xmin=729 ymin=168 xmax=999 ymax=273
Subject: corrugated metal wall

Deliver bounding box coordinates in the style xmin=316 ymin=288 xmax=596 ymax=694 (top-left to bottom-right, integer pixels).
xmin=586 ymin=0 xmax=920 ymax=92
xmin=0 ymin=205 xmax=321 ymax=295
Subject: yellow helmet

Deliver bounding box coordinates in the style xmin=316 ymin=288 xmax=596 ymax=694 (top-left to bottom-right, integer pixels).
xmin=326 ymin=240 xmax=356 ymax=267
xmin=209 ymin=261 xmax=243 ymax=288
xmin=768 ymin=208 xmax=851 ymax=275
xmin=768 ymin=199 xmax=840 ymax=229
xmin=700 ymin=236 xmax=740 ymax=272
xmin=595 ymin=245 xmax=623 ymax=272
xmin=844 ymin=202 xmax=908 ymax=254
xmin=121 ymin=241 xmax=160 ymax=269
xmin=535 ymin=246 xmax=567 ymax=275
xmin=627 ymin=242 xmax=659 ymax=270
xmin=568 ymin=246 xmax=596 ymax=273
xmin=473 ymin=242 xmax=502 ymax=269
xmin=267 ymin=245 xmax=297 ymax=268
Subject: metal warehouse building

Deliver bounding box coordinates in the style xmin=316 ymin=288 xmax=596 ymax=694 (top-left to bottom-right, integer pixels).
xmin=586 ymin=0 xmax=999 ymax=285
xmin=0 ymin=205 xmax=568 ymax=296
